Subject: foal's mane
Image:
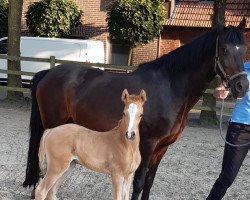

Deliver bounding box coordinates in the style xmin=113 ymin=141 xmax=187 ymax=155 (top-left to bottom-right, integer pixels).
xmin=136 ymin=25 xmax=244 ymax=75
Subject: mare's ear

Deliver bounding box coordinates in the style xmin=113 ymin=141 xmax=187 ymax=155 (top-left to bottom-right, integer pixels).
xmin=215 ymin=16 xmax=224 ymax=35
xmin=237 ymin=17 xmax=246 ymax=32
xmin=140 ymin=89 xmax=147 ymax=104
xmin=121 ymin=89 xmax=129 ymax=103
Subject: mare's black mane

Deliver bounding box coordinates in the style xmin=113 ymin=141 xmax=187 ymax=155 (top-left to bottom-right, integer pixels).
xmin=136 ymin=25 xmax=244 ymax=75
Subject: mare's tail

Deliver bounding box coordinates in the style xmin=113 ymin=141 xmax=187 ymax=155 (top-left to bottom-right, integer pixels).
xmin=38 ymin=129 xmax=50 ymax=177
xmin=23 ymin=70 xmax=50 ymax=188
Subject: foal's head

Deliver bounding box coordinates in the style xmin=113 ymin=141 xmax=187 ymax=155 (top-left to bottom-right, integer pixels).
xmin=121 ymin=89 xmax=147 ymax=140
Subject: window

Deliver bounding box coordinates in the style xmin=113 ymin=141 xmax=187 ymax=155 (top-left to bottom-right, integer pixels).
xmin=0 ymin=39 xmax=7 ymax=54
xmin=108 ymin=42 xmax=130 ymax=65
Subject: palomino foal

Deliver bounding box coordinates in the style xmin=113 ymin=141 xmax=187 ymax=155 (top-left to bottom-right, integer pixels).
xmin=35 ymin=89 xmax=147 ymax=200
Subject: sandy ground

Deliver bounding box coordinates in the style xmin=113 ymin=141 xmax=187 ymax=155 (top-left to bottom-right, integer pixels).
xmin=0 ymin=98 xmax=249 ymax=200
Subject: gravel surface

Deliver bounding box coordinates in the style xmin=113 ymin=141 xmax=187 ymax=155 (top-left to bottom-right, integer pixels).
xmin=0 ymin=99 xmax=249 ymax=200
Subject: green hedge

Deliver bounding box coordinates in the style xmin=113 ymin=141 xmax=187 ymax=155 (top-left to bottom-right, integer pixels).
xmin=0 ymin=0 xmax=8 ymax=38
xmin=26 ymin=0 xmax=82 ymax=37
xmin=107 ymin=0 xmax=166 ymax=46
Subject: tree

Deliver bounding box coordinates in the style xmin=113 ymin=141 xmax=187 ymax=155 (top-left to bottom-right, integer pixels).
xmin=199 ymin=0 xmax=226 ymax=125
xmin=26 ymin=0 xmax=82 ymax=38
xmin=212 ymin=0 xmax=226 ymax=27
xmin=107 ymin=0 xmax=165 ymax=65
xmin=7 ymin=0 xmax=23 ymax=99
xmin=0 ymin=0 xmax=8 ymax=37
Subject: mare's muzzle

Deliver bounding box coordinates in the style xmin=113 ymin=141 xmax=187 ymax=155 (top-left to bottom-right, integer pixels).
xmin=229 ymin=76 xmax=249 ymax=98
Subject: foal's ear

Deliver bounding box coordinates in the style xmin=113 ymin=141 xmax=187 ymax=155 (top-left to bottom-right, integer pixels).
xmin=139 ymin=89 xmax=147 ymax=103
xmin=121 ymin=89 xmax=129 ymax=102
xmin=237 ymin=17 xmax=246 ymax=32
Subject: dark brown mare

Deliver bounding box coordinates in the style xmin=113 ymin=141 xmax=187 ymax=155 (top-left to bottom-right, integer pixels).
xmin=24 ymin=19 xmax=249 ymax=200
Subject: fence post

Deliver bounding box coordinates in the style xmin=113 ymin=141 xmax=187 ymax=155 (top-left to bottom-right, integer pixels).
xmin=50 ymin=56 xmax=56 ymax=68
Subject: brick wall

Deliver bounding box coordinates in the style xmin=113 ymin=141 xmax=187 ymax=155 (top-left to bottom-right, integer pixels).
xmin=72 ymin=0 xmax=110 ymax=62
xmin=160 ymin=27 xmax=207 ymax=55
xmin=22 ymin=0 xmax=40 ymax=35
xmin=244 ymin=32 xmax=250 ymax=61
xmin=133 ymin=39 xmax=158 ymax=66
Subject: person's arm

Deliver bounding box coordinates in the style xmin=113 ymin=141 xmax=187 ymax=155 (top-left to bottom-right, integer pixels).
xmin=213 ymin=82 xmax=229 ymax=100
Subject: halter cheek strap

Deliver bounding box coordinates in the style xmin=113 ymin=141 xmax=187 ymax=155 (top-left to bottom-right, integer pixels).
xmin=215 ymin=37 xmax=250 ymax=147
xmin=214 ymin=37 xmax=247 ymax=83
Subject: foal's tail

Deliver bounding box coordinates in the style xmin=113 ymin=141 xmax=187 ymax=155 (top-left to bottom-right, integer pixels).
xmin=38 ymin=129 xmax=50 ymax=177
xmin=23 ymin=70 xmax=50 ymax=188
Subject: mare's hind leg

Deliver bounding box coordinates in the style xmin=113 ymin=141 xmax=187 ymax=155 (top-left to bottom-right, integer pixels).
xmin=131 ymin=140 xmax=157 ymax=200
xmin=141 ymin=145 xmax=169 ymax=200
xmin=37 ymin=90 xmax=71 ymax=129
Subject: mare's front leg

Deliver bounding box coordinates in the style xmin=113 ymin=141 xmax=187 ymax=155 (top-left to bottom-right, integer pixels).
xmin=111 ymin=174 xmax=124 ymax=200
xmin=131 ymin=139 xmax=156 ymax=200
xmin=141 ymin=145 xmax=169 ymax=200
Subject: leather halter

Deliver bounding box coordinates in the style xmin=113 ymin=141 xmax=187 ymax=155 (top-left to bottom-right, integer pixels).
xmin=214 ymin=36 xmax=247 ymax=83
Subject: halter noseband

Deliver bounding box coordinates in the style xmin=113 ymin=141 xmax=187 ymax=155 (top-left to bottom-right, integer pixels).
xmin=214 ymin=36 xmax=247 ymax=83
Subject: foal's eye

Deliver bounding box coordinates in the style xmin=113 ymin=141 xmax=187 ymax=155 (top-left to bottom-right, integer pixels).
xmin=123 ymin=113 xmax=125 ymax=116
xmin=140 ymin=114 xmax=143 ymax=117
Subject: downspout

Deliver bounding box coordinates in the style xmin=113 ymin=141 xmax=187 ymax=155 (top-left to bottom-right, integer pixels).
xmin=156 ymin=34 xmax=161 ymax=58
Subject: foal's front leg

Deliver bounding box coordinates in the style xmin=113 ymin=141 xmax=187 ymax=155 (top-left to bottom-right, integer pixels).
xmin=124 ymin=173 xmax=134 ymax=200
xmin=111 ymin=174 xmax=124 ymax=200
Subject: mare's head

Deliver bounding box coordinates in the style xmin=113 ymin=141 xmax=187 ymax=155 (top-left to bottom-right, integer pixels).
xmin=121 ymin=89 xmax=147 ymax=140
xmin=215 ymin=18 xmax=249 ymax=98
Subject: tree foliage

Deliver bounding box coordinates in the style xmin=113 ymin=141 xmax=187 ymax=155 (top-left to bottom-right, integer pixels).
xmin=0 ymin=0 xmax=8 ymax=38
xmin=26 ymin=0 xmax=82 ymax=37
xmin=107 ymin=0 xmax=166 ymax=47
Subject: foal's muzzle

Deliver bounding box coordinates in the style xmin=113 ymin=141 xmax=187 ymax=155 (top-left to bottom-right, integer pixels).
xmin=126 ymin=131 xmax=136 ymax=140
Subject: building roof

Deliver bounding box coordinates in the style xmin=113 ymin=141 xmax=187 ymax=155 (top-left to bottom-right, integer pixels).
xmin=165 ymin=0 xmax=250 ymax=28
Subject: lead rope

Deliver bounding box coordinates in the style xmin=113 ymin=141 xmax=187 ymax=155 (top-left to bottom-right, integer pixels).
xmin=219 ymin=99 xmax=250 ymax=147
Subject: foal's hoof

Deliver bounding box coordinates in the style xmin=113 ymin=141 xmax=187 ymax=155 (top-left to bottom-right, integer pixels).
xmin=31 ymin=189 xmax=35 ymax=199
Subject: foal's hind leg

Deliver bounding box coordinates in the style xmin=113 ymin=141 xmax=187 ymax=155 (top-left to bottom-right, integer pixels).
xmin=141 ymin=145 xmax=168 ymax=200
xmin=46 ymin=162 xmax=75 ymax=200
xmin=35 ymin=160 xmax=70 ymax=200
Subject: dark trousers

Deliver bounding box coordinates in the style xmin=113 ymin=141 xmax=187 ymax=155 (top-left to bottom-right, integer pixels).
xmin=207 ymin=122 xmax=250 ymax=200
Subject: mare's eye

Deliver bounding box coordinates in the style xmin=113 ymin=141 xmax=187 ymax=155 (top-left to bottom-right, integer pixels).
xmin=123 ymin=113 xmax=125 ymax=116
xmin=140 ymin=114 xmax=143 ymax=117
xmin=222 ymin=47 xmax=228 ymax=54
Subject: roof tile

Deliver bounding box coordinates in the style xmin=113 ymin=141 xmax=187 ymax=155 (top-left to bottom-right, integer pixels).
xmin=165 ymin=0 xmax=250 ymax=28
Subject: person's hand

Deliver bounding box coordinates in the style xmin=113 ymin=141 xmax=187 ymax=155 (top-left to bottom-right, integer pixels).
xmin=213 ymin=83 xmax=229 ymax=100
